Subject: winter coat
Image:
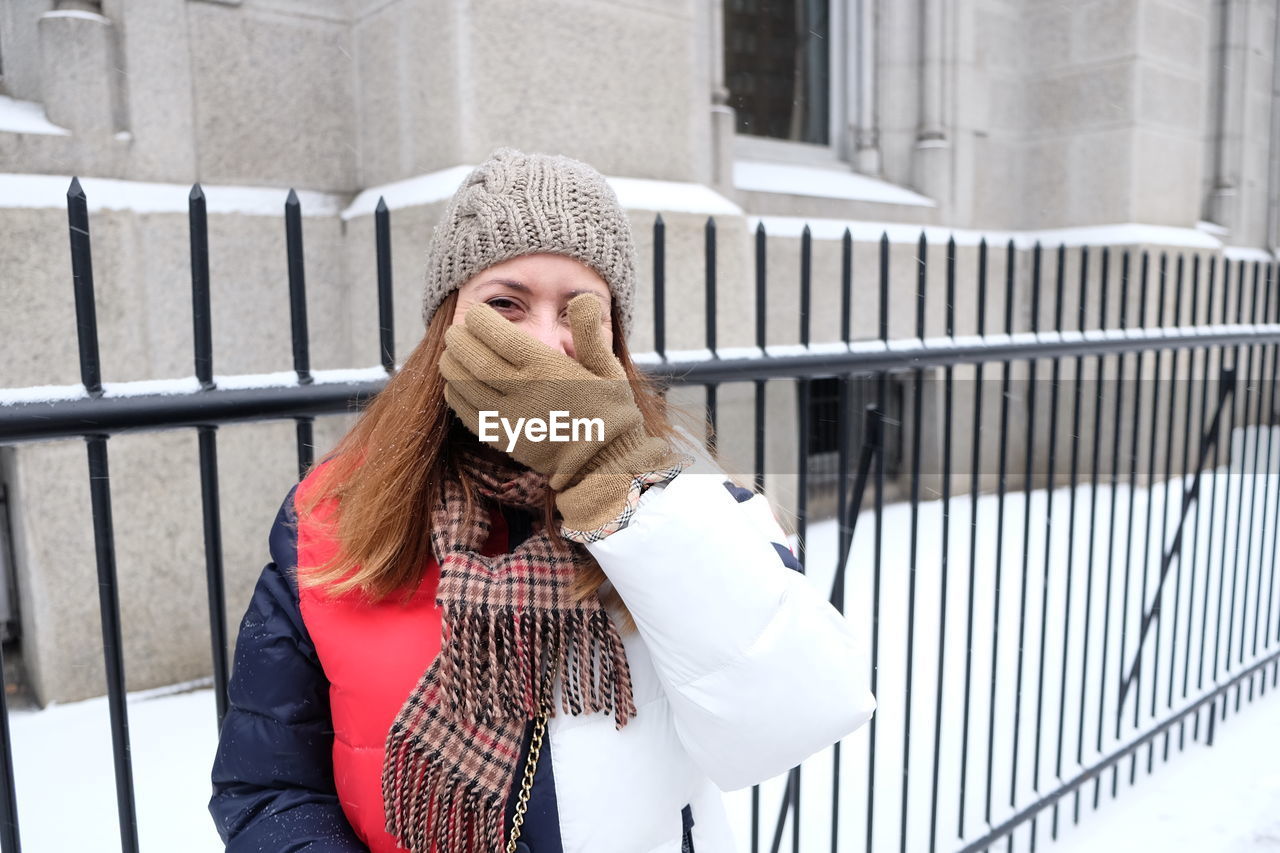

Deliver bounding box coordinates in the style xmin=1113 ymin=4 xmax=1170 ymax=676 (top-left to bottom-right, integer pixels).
xmin=209 ymin=449 xmax=876 ymax=853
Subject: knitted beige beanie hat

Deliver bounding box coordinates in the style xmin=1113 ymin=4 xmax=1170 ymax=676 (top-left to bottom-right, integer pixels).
xmin=422 ymin=148 xmax=637 ymax=335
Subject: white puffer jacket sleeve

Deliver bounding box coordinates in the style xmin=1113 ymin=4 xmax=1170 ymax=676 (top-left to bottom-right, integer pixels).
xmin=584 ymin=448 xmax=876 ymax=792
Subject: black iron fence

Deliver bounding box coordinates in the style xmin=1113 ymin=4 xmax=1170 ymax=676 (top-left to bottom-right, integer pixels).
xmin=0 ymin=180 xmax=1278 ymax=852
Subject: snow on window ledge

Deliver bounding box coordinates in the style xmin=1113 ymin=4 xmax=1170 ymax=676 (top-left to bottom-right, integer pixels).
xmin=733 ymin=160 xmax=936 ymax=208
xmin=0 ymin=95 xmax=69 ymax=137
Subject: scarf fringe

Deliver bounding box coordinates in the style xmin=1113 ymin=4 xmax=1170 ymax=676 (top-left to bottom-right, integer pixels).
xmin=383 ymin=729 xmax=505 ymax=853
xmin=382 ymin=462 xmax=638 ymax=851
xmin=438 ymin=605 xmax=637 ymax=729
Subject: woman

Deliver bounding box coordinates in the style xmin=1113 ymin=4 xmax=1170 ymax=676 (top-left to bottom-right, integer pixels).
xmin=209 ymin=148 xmax=875 ymax=853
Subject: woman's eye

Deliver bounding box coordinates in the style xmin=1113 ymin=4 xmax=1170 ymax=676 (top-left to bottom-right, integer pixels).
xmin=487 ymin=297 xmax=521 ymax=313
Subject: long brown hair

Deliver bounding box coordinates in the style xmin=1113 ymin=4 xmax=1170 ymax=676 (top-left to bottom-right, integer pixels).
xmin=296 ymin=289 xmax=680 ymax=619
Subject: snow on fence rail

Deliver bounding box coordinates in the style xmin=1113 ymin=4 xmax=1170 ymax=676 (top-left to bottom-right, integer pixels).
xmin=1 ymin=181 xmax=1280 ymax=853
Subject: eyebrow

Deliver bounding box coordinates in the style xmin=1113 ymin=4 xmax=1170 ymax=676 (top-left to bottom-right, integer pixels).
xmin=567 ymin=288 xmax=611 ymax=302
xmin=479 ymin=278 xmax=532 ymax=293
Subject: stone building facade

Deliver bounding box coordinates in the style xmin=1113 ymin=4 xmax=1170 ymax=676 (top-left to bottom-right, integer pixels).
xmin=0 ymin=0 xmax=1276 ymax=703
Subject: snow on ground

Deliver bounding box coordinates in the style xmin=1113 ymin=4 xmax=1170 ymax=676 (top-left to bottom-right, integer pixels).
xmin=9 ymin=675 xmax=1278 ymax=852
xmin=1049 ymin=690 xmax=1280 ymax=852
xmin=722 ymin=689 xmax=1280 ymax=852
xmin=11 ymin=684 xmax=223 ymax=852
xmin=9 ymin=425 xmax=1280 ymax=852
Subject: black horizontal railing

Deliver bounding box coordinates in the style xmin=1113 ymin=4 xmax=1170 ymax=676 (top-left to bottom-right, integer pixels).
xmin=7 ymin=326 xmax=1280 ymax=444
xmin=0 ymin=378 xmax=385 ymax=445
xmin=1 ymin=181 xmax=1278 ymax=853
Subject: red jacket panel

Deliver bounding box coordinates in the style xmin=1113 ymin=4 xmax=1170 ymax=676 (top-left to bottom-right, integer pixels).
xmin=294 ymin=467 xmax=512 ymax=852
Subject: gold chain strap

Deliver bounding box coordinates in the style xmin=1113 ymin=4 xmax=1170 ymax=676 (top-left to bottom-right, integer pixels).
xmin=507 ymin=631 xmax=560 ymax=853
xmin=505 ymin=704 xmax=550 ymax=852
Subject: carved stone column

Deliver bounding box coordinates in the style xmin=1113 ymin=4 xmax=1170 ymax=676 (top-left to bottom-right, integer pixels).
xmin=37 ymin=0 xmax=125 ymax=137
xmin=1268 ymin=1 xmax=1280 ymax=251
xmin=912 ymin=0 xmax=950 ymax=202
xmin=853 ymin=0 xmax=881 ymax=175
xmin=1208 ymin=0 xmax=1249 ymax=234
xmin=708 ymin=0 xmax=736 ymax=193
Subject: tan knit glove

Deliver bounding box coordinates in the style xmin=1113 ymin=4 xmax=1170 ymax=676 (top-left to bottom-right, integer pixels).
xmin=440 ymin=294 xmax=679 ymax=533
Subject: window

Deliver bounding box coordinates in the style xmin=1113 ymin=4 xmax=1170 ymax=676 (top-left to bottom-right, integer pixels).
xmin=724 ymin=0 xmax=832 ymax=146
xmin=804 ymin=375 xmax=904 ymax=519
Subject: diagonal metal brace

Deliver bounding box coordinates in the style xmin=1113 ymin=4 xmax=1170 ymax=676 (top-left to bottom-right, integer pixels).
xmin=1117 ymin=366 xmax=1237 ymax=716
xmin=830 ymin=403 xmax=885 ymax=608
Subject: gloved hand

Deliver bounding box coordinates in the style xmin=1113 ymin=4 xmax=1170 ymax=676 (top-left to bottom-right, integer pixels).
xmin=440 ymin=293 xmax=679 ymax=533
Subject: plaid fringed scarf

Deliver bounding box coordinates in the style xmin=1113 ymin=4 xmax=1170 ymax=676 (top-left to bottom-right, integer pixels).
xmin=382 ymin=456 xmax=637 ymax=853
